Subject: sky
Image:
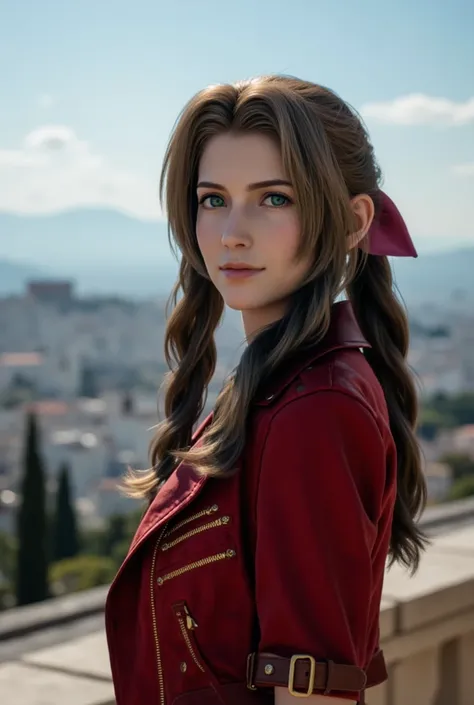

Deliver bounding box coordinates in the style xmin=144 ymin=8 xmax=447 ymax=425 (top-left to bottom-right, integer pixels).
xmin=0 ymin=0 xmax=473 ymax=253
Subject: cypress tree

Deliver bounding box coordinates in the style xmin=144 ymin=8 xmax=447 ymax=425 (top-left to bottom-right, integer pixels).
xmin=52 ymin=463 xmax=80 ymax=562
xmin=16 ymin=412 xmax=49 ymax=605
xmin=79 ymin=366 xmax=98 ymax=398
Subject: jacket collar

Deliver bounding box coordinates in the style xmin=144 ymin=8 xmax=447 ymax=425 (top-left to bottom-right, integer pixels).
xmin=254 ymin=300 xmax=370 ymax=406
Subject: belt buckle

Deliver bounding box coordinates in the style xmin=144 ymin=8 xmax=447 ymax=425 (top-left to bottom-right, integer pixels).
xmin=288 ymin=654 xmax=316 ymax=697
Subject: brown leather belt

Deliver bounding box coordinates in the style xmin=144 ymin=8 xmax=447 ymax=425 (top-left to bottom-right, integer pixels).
xmin=246 ymin=649 xmax=387 ymax=697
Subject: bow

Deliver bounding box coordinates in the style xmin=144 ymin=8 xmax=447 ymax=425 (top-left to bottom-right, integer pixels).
xmin=360 ymin=191 xmax=418 ymax=258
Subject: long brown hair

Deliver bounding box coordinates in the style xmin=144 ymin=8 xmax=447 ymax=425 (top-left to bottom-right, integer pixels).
xmin=126 ymin=75 xmax=427 ymax=571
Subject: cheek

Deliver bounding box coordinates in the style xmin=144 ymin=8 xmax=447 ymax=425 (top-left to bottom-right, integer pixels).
xmin=196 ymin=213 xmax=219 ymax=260
xmin=268 ymin=211 xmax=301 ymax=261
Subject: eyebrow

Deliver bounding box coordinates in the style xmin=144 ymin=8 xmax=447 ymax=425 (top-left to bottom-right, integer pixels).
xmin=196 ymin=179 xmax=293 ymax=192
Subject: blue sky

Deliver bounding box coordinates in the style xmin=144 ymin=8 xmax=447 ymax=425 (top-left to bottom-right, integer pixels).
xmin=0 ymin=0 xmax=473 ymax=252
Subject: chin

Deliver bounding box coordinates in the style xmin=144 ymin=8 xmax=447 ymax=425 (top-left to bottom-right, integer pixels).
xmin=222 ymin=298 xmax=254 ymax=312
xmin=222 ymin=295 xmax=275 ymax=313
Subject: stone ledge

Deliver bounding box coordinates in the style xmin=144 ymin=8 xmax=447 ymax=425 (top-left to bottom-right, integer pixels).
xmin=0 ymin=661 xmax=115 ymax=705
xmin=382 ymin=525 xmax=474 ymax=632
xmin=23 ymin=631 xmax=112 ymax=681
xmin=1 ymin=498 xmax=473 ymax=644
xmin=420 ymin=496 xmax=474 ymax=531
xmin=0 ymin=586 xmax=108 ymax=641
xmin=379 ymin=598 xmax=397 ymax=640
xmin=381 ymin=605 xmax=474 ymax=663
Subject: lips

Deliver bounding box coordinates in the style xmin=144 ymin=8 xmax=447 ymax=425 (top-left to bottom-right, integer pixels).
xmin=219 ymin=264 xmax=263 ymax=271
xmin=219 ymin=264 xmax=264 ymax=280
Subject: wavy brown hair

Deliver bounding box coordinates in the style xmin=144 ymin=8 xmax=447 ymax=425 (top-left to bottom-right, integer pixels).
xmin=126 ymin=75 xmax=427 ymax=571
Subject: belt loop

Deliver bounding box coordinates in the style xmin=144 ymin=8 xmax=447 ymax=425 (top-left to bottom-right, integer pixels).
xmin=323 ymin=660 xmax=335 ymax=695
xmin=246 ymin=653 xmax=257 ymax=691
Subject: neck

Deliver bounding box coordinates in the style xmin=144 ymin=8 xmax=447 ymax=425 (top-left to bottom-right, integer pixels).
xmin=241 ymin=301 xmax=287 ymax=341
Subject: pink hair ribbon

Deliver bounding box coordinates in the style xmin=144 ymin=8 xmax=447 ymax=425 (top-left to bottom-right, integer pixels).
xmin=361 ymin=191 xmax=418 ymax=258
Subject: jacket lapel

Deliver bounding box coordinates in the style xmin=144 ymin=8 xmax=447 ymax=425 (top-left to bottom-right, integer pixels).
xmin=129 ymin=459 xmax=208 ymax=553
xmin=124 ymin=412 xmax=214 ymax=556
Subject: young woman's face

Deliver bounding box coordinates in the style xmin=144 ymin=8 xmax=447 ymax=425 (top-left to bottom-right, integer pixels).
xmin=196 ymin=132 xmax=312 ymax=337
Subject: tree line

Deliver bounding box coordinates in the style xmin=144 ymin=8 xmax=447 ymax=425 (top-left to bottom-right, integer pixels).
xmin=0 ymin=412 xmax=141 ymax=610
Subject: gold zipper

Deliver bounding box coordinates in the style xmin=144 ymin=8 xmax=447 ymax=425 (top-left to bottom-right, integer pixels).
xmin=175 ymin=604 xmax=205 ymax=673
xmin=157 ymin=549 xmax=236 ymax=586
xmin=161 ymin=516 xmax=230 ymax=551
xmin=165 ymin=504 xmax=219 ymax=536
xmin=150 ymin=524 xmax=168 ymax=705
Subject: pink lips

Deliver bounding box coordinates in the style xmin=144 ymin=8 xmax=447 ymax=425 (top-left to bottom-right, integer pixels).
xmin=219 ymin=264 xmax=264 ymax=280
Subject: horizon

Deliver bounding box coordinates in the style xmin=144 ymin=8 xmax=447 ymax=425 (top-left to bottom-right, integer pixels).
xmin=0 ymin=205 xmax=472 ymax=259
xmin=0 ymin=0 xmax=473 ymax=255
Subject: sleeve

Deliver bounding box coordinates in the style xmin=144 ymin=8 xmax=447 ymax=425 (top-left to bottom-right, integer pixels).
xmin=255 ymin=389 xmax=388 ymax=669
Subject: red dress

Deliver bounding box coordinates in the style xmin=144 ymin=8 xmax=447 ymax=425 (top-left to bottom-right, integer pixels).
xmin=105 ymin=301 xmax=392 ymax=704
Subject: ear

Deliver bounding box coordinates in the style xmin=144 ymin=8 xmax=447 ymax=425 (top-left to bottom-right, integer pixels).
xmin=347 ymin=194 xmax=375 ymax=251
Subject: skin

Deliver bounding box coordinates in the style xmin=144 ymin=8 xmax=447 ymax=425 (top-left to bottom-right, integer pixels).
xmin=196 ymin=131 xmax=374 ymax=703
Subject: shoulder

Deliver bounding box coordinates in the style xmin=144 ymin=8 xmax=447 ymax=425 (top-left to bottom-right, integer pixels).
xmin=248 ymin=349 xmax=396 ymax=509
xmin=257 ymin=347 xmax=390 ymax=441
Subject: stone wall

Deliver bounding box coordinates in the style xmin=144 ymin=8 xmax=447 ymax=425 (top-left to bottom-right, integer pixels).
xmin=2 ymin=510 xmax=474 ymax=705
xmin=370 ymin=524 xmax=474 ymax=705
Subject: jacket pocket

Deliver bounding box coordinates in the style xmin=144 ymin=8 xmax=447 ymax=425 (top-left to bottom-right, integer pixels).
xmin=172 ymin=601 xmax=232 ymax=703
xmin=173 ymin=601 xmax=208 ymax=674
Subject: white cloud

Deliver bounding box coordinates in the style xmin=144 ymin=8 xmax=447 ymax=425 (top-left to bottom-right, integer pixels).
xmin=0 ymin=125 xmax=163 ymax=219
xmin=361 ymin=94 xmax=474 ymax=126
xmin=452 ymin=163 xmax=474 ymax=176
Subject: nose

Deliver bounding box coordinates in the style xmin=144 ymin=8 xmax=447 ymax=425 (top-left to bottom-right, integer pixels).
xmin=221 ymin=208 xmax=251 ymax=249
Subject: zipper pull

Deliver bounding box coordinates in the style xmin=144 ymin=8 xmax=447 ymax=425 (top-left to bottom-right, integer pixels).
xmin=184 ymin=604 xmax=198 ymax=630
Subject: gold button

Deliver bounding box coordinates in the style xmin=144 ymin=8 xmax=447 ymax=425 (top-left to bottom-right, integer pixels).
xmin=222 ymin=516 xmax=230 ymax=524
xmin=180 ymin=662 xmax=187 ymax=673
xmin=210 ymin=504 xmax=218 ymax=512
xmin=161 ymin=543 xmax=169 ymax=551
xmin=157 ymin=577 xmax=164 ymax=586
xmin=226 ymin=549 xmax=236 ymax=558
xmin=264 ymin=664 xmax=274 ymax=675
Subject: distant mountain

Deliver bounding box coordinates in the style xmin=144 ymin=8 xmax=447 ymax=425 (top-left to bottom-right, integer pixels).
xmin=1 ymin=207 xmax=173 ymax=266
xmin=0 ymin=259 xmax=51 ymax=296
xmin=1 ymin=209 xmax=473 ymax=304
xmin=392 ymin=248 xmax=474 ymax=306
xmin=0 ymin=208 xmax=177 ymax=297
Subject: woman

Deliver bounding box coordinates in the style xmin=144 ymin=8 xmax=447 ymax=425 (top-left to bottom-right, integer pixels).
xmin=105 ymin=75 xmax=426 ymax=705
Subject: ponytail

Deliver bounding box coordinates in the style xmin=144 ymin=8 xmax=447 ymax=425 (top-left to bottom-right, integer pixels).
xmin=348 ymin=252 xmax=427 ymax=572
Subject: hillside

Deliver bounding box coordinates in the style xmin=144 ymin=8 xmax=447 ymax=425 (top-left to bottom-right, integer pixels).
xmin=1 ymin=209 xmax=473 ymax=304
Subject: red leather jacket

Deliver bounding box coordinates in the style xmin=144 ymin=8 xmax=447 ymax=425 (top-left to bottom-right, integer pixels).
xmin=105 ymin=301 xmax=394 ymax=705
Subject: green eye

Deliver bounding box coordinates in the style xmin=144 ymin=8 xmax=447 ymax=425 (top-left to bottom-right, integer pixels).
xmin=265 ymin=193 xmax=290 ymax=207
xmin=201 ymin=194 xmax=225 ymax=208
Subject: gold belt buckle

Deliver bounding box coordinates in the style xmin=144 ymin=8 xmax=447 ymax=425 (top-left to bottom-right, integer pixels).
xmin=288 ymin=654 xmax=316 ymax=697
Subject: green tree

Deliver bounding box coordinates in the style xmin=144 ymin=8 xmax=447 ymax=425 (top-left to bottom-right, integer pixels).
xmin=103 ymin=514 xmax=127 ymax=557
xmin=0 ymin=532 xmax=17 ymax=585
xmin=440 ymin=453 xmax=474 ymax=481
xmin=16 ymin=413 xmax=49 ymax=605
xmin=0 ymin=532 xmax=17 ymax=610
xmin=448 ymin=475 xmax=474 ymax=500
xmin=418 ymin=407 xmax=455 ymax=440
xmin=429 ymin=392 xmax=474 ymax=427
xmin=50 ymin=555 xmax=116 ymax=594
xmin=78 ymin=365 xmax=98 ymax=398
xmin=52 ymin=464 xmax=80 ymax=562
